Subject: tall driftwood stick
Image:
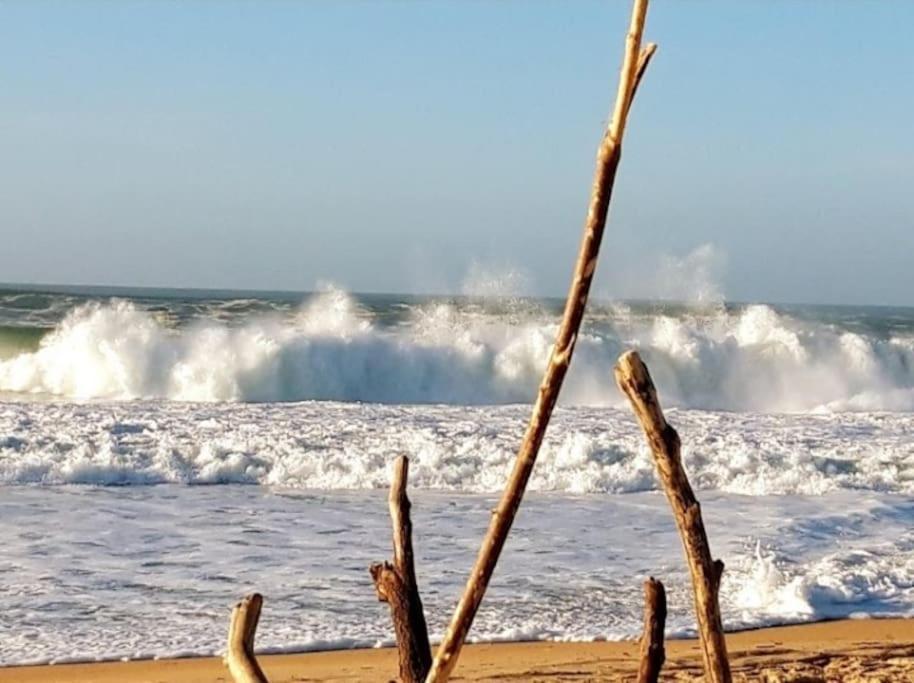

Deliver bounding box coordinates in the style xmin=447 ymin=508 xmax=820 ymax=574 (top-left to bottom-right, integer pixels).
xmin=638 ymin=577 xmax=667 ymax=683
xmin=225 ymin=593 xmax=269 ymax=683
xmin=426 ymin=2 xmax=655 ymax=681
xmin=370 ymin=456 xmax=432 ymax=683
xmin=615 ymin=351 xmax=732 ymax=683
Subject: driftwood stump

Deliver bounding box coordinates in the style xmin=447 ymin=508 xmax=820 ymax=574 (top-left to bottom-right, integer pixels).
xmin=370 ymin=456 xmax=432 ymax=683
xmin=425 ymin=1 xmax=657 ymax=679
xmin=225 ymin=593 xmax=269 ymax=683
xmin=638 ymin=577 xmax=667 ymax=683
xmin=615 ymin=350 xmax=732 ymax=683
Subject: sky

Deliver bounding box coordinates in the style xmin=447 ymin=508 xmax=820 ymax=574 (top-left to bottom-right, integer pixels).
xmin=1 ymin=1 xmax=912 ymax=306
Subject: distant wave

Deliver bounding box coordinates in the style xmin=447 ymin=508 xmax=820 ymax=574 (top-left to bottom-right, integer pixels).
xmin=1 ymin=288 xmax=914 ymax=411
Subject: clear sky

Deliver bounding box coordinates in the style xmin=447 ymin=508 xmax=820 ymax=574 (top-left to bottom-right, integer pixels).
xmin=1 ymin=1 xmax=912 ymax=306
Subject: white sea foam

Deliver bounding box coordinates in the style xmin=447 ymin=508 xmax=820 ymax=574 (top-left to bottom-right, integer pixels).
xmin=1 ymin=287 xmax=913 ymax=665
xmin=726 ymin=539 xmax=914 ymax=628
xmin=0 ymin=401 xmax=912 ymax=494
xmin=2 ymin=290 xmax=914 ymax=411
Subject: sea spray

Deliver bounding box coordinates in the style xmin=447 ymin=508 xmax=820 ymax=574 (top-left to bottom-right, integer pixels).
xmin=2 ymin=288 xmax=914 ymax=410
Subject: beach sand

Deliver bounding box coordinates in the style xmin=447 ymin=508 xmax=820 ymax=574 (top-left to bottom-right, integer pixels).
xmin=2 ymin=618 xmax=912 ymax=682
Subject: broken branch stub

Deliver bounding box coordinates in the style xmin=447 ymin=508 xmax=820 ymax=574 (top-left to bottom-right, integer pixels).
xmin=637 ymin=577 xmax=666 ymax=683
xmin=225 ymin=593 xmax=269 ymax=683
xmin=371 ymin=456 xmax=432 ymax=683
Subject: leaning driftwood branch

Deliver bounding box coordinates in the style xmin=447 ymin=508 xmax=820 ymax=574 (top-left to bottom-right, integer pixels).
xmin=425 ymin=2 xmax=655 ymax=680
xmin=637 ymin=577 xmax=667 ymax=683
xmin=225 ymin=593 xmax=269 ymax=683
xmin=370 ymin=456 xmax=432 ymax=683
xmin=615 ymin=351 xmax=732 ymax=683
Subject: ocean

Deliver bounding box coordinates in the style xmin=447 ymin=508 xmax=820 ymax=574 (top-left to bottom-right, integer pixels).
xmin=0 ymin=283 xmax=912 ymax=664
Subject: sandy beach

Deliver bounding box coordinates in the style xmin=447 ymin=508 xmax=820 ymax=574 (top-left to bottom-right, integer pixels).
xmin=2 ymin=618 xmax=911 ymax=682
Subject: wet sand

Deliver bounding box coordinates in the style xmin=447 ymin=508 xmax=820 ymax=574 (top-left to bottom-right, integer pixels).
xmin=2 ymin=618 xmax=912 ymax=682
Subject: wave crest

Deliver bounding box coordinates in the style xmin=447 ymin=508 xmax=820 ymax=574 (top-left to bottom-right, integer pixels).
xmin=1 ymin=291 xmax=914 ymax=411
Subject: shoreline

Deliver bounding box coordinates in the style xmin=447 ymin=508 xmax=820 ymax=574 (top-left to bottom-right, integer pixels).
xmin=2 ymin=618 xmax=912 ymax=682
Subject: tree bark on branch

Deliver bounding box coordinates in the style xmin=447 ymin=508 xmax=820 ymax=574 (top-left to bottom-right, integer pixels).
xmin=637 ymin=577 xmax=666 ymax=683
xmin=425 ymin=1 xmax=657 ymax=680
xmin=615 ymin=351 xmax=732 ymax=683
xmin=371 ymin=456 xmax=432 ymax=683
xmin=225 ymin=593 xmax=269 ymax=683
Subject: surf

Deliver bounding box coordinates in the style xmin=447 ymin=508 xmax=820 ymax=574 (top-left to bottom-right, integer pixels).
xmin=1 ymin=288 xmax=914 ymax=412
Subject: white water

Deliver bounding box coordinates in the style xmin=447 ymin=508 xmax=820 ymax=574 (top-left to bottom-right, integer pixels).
xmin=2 ymin=290 xmax=914 ymax=411
xmin=0 ymin=402 xmax=912 ymax=495
xmin=0 ymin=398 xmax=912 ymax=664
xmin=0 ymin=287 xmax=913 ymax=665
xmin=1 ymin=486 xmax=911 ymax=665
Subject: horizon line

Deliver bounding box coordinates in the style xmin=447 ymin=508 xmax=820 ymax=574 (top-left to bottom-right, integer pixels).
xmin=0 ymin=279 xmax=910 ymax=312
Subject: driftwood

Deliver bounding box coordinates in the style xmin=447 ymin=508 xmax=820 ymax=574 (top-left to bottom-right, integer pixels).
xmin=425 ymin=2 xmax=656 ymax=681
xmin=637 ymin=577 xmax=667 ymax=683
xmin=615 ymin=351 xmax=732 ymax=683
xmin=370 ymin=456 xmax=432 ymax=683
xmin=225 ymin=593 xmax=269 ymax=683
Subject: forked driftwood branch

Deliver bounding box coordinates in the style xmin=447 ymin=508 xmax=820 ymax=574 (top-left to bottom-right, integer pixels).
xmin=637 ymin=577 xmax=667 ymax=683
xmin=615 ymin=351 xmax=732 ymax=683
xmin=225 ymin=593 xmax=269 ymax=683
xmin=425 ymin=1 xmax=656 ymax=680
xmin=370 ymin=455 xmax=432 ymax=683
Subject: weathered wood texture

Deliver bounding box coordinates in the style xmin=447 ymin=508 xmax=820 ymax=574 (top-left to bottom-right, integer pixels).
xmin=370 ymin=456 xmax=432 ymax=683
xmin=637 ymin=577 xmax=667 ymax=683
xmin=615 ymin=350 xmax=732 ymax=683
xmin=424 ymin=3 xmax=656 ymax=681
xmin=225 ymin=593 xmax=269 ymax=683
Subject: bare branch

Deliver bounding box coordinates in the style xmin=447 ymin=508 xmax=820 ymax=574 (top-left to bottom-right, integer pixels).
xmin=425 ymin=1 xmax=656 ymax=680
xmin=615 ymin=351 xmax=731 ymax=683
xmin=371 ymin=456 xmax=432 ymax=682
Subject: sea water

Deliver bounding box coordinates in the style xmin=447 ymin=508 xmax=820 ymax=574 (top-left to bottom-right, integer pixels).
xmin=0 ymin=284 xmax=912 ymax=664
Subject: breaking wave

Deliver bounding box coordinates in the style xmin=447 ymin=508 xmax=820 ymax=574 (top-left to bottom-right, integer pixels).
xmin=1 ymin=288 xmax=914 ymax=411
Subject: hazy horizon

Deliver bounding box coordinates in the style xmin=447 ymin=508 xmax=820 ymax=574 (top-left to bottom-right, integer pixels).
xmin=4 ymin=277 xmax=914 ymax=313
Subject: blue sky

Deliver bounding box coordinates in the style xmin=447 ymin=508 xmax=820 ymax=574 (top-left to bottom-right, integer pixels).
xmin=1 ymin=1 xmax=912 ymax=305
